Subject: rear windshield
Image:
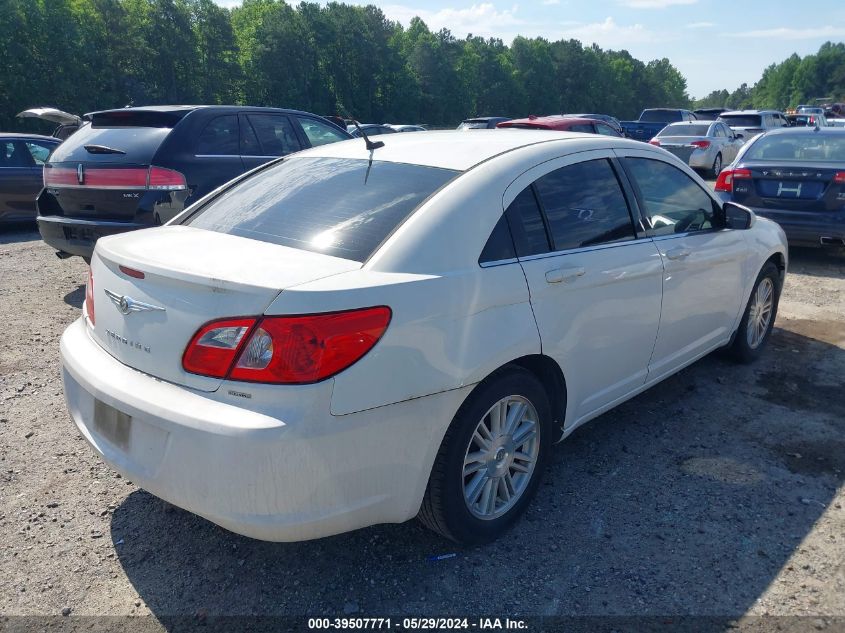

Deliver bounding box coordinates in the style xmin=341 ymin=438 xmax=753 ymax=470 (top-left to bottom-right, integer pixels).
xmin=719 ymin=114 xmax=762 ymax=128
xmin=91 ymin=110 xmax=187 ymax=128
xmin=658 ymin=124 xmax=710 ymax=137
xmin=184 ymin=157 xmax=458 ymax=262
xmin=640 ymin=110 xmax=682 ymax=123
xmin=744 ymin=133 xmax=845 ymax=163
xmin=458 ymin=121 xmax=489 ymax=129
xmin=47 ymin=122 xmax=173 ymax=164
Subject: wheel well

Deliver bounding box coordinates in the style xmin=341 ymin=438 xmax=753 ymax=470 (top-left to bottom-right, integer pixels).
xmin=766 ymin=252 xmax=786 ymax=284
xmin=506 ymin=355 xmax=567 ymax=426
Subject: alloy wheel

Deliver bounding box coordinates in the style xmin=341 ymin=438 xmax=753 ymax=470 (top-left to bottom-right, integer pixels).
xmin=461 ymin=395 xmax=540 ymax=520
xmin=746 ymin=277 xmax=774 ymax=349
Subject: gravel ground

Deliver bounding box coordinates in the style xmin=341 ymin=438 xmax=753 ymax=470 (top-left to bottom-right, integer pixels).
xmin=0 ymin=225 xmax=843 ymax=626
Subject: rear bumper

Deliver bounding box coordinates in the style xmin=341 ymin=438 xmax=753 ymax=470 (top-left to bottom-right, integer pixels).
xmin=37 ymin=215 xmax=146 ymax=258
xmin=60 ymin=317 xmax=469 ymax=541
xmin=750 ymin=209 xmax=845 ymax=248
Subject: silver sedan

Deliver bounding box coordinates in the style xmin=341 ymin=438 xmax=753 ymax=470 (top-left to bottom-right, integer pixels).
xmin=649 ymin=120 xmax=743 ymax=177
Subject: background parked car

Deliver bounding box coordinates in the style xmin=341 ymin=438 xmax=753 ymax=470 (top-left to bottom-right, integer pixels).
xmin=693 ymin=107 xmax=729 ymax=121
xmin=649 ymin=120 xmax=742 ymax=177
xmin=37 ymin=105 xmax=352 ymax=260
xmin=347 ymin=123 xmax=397 ymax=137
xmin=714 ymin=127 xmax=845 ymax=248
xmin=718 ymin=110 xmax=790 ymax=140
xmin=386 ymin=124 xmax=426 ymax=133
xmin=498 ymin=115 xmax=621 ymax=136
xmin=17 ymin=108 xmax=83 ymax=140
xmin=457 ymin=117 xmax=511 ymax=130
xmin=620 ymin=108 xmax=698 ymax=142
xmin=786 ymin=112 xmax=829 ymax=127
xmin=0 ymin=133 xmax=61 ymax=224
xmin=562 ymin=113 xmax=624 ymax=136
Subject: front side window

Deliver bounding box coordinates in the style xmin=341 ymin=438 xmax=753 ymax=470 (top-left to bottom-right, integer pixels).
xmin=184 ymin=157 xmax=457 ymax=262
xmin=596 ymin=123 xmax=619 ymax=137
xmin=1 ymin=141 xmax=35 ymax=167
xmin=533 ymin=159 xmax=636 ymax=250
xmin=623 ymin=158 xmax=717 ymax=236
xmin=195 ymin=115 xmax=239 ymax=155
xmin=297 ymin=116 xmax=348 ymax=147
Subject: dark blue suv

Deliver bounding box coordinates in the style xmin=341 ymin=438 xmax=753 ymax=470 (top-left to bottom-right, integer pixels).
xmin=37 ymin=105 xmax=351 ymax=260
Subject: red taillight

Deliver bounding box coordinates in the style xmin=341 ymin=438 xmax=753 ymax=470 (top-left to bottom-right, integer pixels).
xmin=690 ymin=140 xmax=711 ymax=149
xmin=834 ymin=172 xmax=845 ymax=184
xmin=85 ymin=267 xmax=95 ymax=325
xmin=84 ymin=167 xmax=148 ymax=188
xmin=714 ymin=168 xmax=752 ymax=193
xmin=148 ymin=166 xmax=187 ymax=190
xmin=648 ymin=139 xmax=661 ymax=146
xmin=118 ymin=265 xmax=145 ymax=279
xmin=182 ymin=307 xmax=392 ymax=384
xmin=182 ymin=318 xmax=257 ymax=378
xmin=42 ymin=165 xmax=185 ymax=190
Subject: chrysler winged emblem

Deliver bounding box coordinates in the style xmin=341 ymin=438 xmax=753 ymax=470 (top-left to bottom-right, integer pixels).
xmin=103 ymin=289 xmax=166 ymax=315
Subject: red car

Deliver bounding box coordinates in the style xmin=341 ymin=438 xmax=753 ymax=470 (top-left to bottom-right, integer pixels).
xmin=497 ymin=115 xmax=621 ymax=136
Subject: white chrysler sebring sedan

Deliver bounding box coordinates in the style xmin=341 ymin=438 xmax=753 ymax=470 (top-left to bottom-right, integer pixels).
xmin=60 ymin=130 xmax=787 ymax=544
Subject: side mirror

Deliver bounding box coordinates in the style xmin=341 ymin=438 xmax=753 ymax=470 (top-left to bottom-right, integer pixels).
xmin=723 ymin=201 xmax=756 ymax=230
xmin=735 ymin=133 xmax=744 ymax=139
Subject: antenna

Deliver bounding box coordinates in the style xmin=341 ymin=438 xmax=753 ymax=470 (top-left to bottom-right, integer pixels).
xmin=350 ymin=119 xmax=385 ymax=151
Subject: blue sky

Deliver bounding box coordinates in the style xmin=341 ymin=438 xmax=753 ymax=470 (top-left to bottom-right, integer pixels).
xmin=214 ymin=0 xmax=845 ymax=99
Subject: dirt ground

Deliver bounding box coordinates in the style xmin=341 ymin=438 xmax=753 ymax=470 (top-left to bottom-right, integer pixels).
xmin=0 ymin=226 xmax=843 ymax=627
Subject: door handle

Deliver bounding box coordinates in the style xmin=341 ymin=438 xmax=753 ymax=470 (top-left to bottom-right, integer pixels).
xmin=545 ymin=266 xmax=585 ymax=284
xmin=665 ymin=247 xmax=691 ymax=261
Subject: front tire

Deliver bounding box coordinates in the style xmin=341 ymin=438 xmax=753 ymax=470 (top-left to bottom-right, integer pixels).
xmin=418 ymin=367 xmax=553 ymax=544
xmin=710 ymin=153 xmax=723 ymax=179
xmin=730 ymin=262 xmax=780 ymax=363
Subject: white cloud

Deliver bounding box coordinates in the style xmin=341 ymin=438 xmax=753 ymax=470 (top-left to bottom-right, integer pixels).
xmin=558 ymin=16 xmax=655 ymax=46
xmin=726 ymin=26 xmax=845 ymax=39
xmin=618 ymin=0 xmax=697 ymax=7
xmin=381 ymin=3 xmax=523 ymax=37
xmin=686 ymin=21 xmax=714 ymax=29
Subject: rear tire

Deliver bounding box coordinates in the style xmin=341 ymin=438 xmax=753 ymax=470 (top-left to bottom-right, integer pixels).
xmin=418 ymin=367 xmax=553 ymax=544
xmin=729 ymin=262 xmax=780 ymax=363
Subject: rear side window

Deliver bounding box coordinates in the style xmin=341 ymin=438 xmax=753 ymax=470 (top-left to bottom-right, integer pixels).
xmin=504 ymin=187 xmax=551 ymax=257
xmin=595 ymin=123 xmax=619 ymax=137
xmin=479 ymin=215 xmax=516 ymax=264
xmin=533 ymin=159 xmax=636 ymax=250
xmin=568 ymin=123 xmax=594 ymax=133
xmin=720 ymin=114 xmax=762 ymax=128
xmin=297 ymin=116 xmax=349 ymax=147
xmin=184 ymin=157 xmax=457 ymax=262
xmin=245 ymin=114 xmax=301 ymax=156
xmin=195 ymin=115 xmax=239 ymax=155
xmin=623 ymin=158 xmax=717 ymax=235
xmin=26 ymin=141 xmax=55 ymax=164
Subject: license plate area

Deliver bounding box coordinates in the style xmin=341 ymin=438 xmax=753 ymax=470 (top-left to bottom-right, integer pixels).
xmin=93 ymin=399 xmax=131 ymax=450
xmin=63 ymin=225 xmax=97 ymax=242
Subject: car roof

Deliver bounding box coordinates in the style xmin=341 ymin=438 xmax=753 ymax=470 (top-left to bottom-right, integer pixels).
xmin=298 ymin=129 xmax=637 ymax=171
xmin=0 ymin=132 xmax=61 ymax=141
xmin=83 ymin=105 xmax=327 ymax=118
xmin=757 ymin=127 xmax=845 ymax=137
xmin=720 ymin=109 xmax=781 ymax=115
xmin=462 ymin=116 xmax=509 ymax=122
xmin=498 ymin=116 xmax=596 ymax=130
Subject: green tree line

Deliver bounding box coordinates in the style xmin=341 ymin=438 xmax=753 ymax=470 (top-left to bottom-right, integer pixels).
xmin=1 ymin=0 xmax=692 ymax=132
xmin=694 ymin=42 xmax=845 ymax=111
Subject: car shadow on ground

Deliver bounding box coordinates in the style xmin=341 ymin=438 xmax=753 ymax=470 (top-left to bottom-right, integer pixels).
xmin=110 ymin=321 xmax=844 ymax=619
xmin=788 ymin=247 xmax=845 ymax=280
xmin=0 ymin=223 xmax=38 ymax=244
xmin=64 ymin=284 xmax=85 ymax=308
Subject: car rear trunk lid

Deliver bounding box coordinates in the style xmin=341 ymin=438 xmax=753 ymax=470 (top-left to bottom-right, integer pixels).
xmin=88 ymin=226 xmax=361 ymax=392
xmin=732 ymin=163 xmax=844 ymax=213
